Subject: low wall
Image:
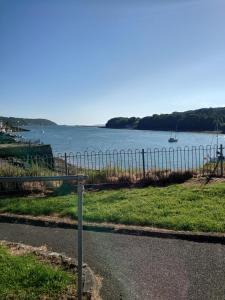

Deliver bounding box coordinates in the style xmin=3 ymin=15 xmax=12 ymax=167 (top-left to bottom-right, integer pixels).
xmin=0 ymin=144 xmax=53 ymax=160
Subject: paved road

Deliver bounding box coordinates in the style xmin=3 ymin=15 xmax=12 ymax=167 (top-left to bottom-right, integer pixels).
xmin=0 ymin=222 xmax=225 ymax=300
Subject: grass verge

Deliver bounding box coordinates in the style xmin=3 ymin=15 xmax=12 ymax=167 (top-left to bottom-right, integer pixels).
xmin=0 ymin=182 xmax=225 ymax=232
xmin=0 ymin=245 xmax=75 ymax=300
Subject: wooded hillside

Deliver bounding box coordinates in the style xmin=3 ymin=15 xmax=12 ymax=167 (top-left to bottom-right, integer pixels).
xmin=106 ymin=107 xmax=225 ymax=132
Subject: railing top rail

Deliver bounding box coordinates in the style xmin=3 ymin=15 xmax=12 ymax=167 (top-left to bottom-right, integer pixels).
xmin=56 ymin=144 xmax=224 ymax=156
xmin=0 ymin=175 xmax=88 ymax=182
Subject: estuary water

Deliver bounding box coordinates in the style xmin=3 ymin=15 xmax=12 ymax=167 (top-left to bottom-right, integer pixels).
xmin=21 ymin=125 xmax=225 ymax=154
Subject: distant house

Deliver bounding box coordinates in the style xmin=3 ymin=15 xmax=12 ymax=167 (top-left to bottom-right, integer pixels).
xmin=0 ymin=121 xmax=6 ymax=132
xmin=0 ymin=121 xmax=11 ymax=133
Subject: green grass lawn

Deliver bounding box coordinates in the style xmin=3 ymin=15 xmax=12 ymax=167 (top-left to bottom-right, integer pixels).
xmin=0 ymin=245 xmax=75 ymax=300
xmin=1 ymin=183 xmax=225 ymax=232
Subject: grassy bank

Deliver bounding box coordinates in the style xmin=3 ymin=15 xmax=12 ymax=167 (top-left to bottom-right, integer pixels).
xmin=0 ymin=245 xmax=75 ymax=300
xmin=1 ymin=182 xmax=225 ymax=232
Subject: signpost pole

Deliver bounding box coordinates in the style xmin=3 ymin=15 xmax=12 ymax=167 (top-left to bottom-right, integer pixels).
xmin=77 ymin=179 xmax=84 ymax=300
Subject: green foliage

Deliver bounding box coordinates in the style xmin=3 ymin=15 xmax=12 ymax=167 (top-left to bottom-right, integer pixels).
xmin=106 ymin=117 xmax=140 ymax=129
xmin=0 ymin=144 xmax=53 ymax=161
xmin=1 ymin=183 xmax=225 ymax=232
xmin=0 ymin=133 xmax=15 ymax=144
xmin=0 ymin=163 xmax=54 ymax=177
xmin=0 ymin=116 xmax=56 ymax=127
xmin=106 ymin=107 xmax=225 ymax=132
xmin=0 ymin=246 xmax=74 ymax=300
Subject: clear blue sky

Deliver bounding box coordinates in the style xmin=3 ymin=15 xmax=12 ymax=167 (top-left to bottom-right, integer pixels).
xmin=1 ymin=0 xmax=225 ymax=125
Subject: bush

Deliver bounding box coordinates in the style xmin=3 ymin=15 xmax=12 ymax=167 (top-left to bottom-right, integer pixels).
xmin=138 ymin=170 xmax=193 ymax=187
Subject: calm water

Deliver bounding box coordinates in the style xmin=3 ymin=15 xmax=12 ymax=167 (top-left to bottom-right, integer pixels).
xmin=21 ymin=126 xmax=225 ymax=154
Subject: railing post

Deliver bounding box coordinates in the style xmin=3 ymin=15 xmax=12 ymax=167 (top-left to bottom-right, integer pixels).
xmin=64 ymin=153 xmax=68 ymax=175
xmin=77 ymin=180 xmax=84 ymax=300
xmin=220 ymin=144 xmax=224 ymax=177
xmin=142 ymin=149 xmax=146 ymax=179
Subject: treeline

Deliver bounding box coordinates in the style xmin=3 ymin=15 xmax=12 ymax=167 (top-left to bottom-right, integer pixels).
xmin=105 ymin=107 xmax=225 ymax=133
xmin=0 ymin=116 xmax=56 ymax=127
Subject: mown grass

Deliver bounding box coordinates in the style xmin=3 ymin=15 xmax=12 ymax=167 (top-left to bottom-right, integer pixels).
xmin=0 ymin=245 xmax=75 ymax=300
xmin=1 ymin=183 xmax=225 ymax=232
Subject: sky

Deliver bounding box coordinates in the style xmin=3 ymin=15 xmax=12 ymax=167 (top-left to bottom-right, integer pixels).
xmin=1 ymin=0 xmax=225 ymax=125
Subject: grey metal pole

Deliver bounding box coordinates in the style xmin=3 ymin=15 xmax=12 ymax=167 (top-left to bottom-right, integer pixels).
xmin=77 ymin=181 xmax=84 ymax=300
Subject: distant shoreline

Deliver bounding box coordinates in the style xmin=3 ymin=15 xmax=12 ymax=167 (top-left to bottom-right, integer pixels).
xmin=26 ymin=124 xmax=224 ymax=135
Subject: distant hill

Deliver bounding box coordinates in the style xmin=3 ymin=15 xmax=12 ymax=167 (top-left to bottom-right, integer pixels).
xmin=106 ymin=107 xmax=225 ymax=133
xmin=0 ymin=116 xmax=57 ymax=127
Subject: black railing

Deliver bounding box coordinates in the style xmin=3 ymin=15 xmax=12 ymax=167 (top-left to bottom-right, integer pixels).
xmin=55 ymin=144 xmax=224 ymax=180
xmin=0 ymin=144 xmax=224 ymax=191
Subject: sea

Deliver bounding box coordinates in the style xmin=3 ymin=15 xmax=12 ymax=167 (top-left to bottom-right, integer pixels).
xmin=21 ymin=125 xmax=225 ymax=154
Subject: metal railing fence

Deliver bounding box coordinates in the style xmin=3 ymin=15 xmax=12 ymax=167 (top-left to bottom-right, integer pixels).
xmin=0 ymin=144 xmax=224 ymax=189
xmin=55 ymin=144 xmax=224 ymax=181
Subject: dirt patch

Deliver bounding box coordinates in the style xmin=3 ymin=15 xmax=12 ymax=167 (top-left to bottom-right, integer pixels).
xmin=5 ymin=242 xmax=48 ymax=256
xmin=182 ymin=176 xmax=225 ymax=187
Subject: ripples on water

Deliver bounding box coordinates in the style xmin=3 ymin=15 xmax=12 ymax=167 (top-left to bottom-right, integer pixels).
xmin=22 ymin=125 xmax=225 ymax=154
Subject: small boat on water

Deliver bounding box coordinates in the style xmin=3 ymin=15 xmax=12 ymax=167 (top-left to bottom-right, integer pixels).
xmin=168 ymin=137 xmax=178 ymax=143
xmin=168 ymin=125 xmax=178 ymax=143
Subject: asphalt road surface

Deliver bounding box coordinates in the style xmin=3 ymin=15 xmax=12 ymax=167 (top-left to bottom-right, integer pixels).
xmin=0 ymin=222 xmax=225 ymax=300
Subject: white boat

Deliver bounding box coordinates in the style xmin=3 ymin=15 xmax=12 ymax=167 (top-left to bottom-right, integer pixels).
xmin=168 ymin=125 xmax=178 ymax=143
xmin=168 ymin=137 xmax=178 ymax=143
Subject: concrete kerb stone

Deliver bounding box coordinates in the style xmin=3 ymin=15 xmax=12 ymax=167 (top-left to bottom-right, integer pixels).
xmin=0 ymin=240 xmax=101 ymax=300
xmin=0 ymin=213 xmax=225 ymax=245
